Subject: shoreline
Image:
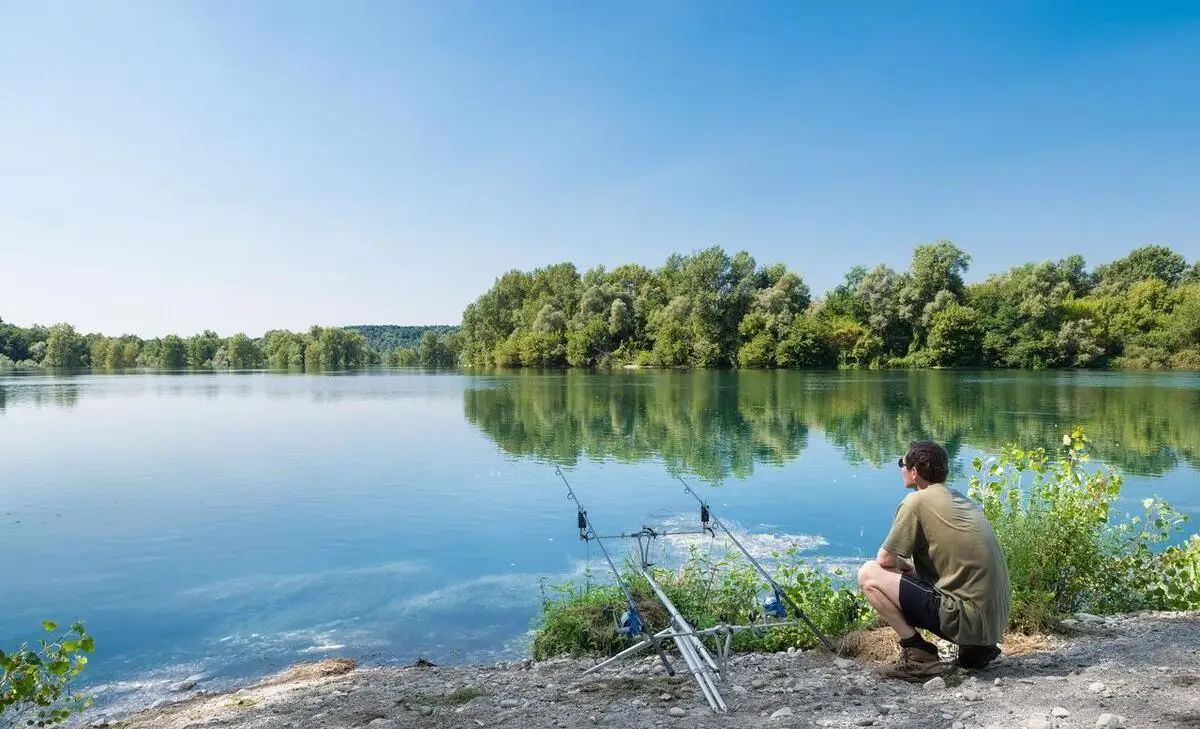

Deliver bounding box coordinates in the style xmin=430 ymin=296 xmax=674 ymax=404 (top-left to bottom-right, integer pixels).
xmin=84 ymin=610 xmax=1200 ymax=729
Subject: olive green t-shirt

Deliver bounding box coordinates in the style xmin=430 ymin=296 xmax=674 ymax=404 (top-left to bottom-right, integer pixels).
xmin=882 ymin=484 xmax=1011 ymax=645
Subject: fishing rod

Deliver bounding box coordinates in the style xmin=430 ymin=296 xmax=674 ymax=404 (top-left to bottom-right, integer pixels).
xmin=555 ymin=466 xmax=676 ymax=676
xmin=676 ymin=475 xmax=837 ymax=652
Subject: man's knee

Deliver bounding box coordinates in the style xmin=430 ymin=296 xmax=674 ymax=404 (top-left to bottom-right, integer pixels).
xmin=857 ymin=560 xmax=880 ymax=589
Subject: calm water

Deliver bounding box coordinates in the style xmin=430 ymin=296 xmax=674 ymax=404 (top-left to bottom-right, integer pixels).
xmin=1 ymin=370 xmax=1197 ymax=719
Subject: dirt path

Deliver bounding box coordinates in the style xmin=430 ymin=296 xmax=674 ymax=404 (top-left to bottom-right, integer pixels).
xmin=87 ymin=611 xmax=1199 ymax=729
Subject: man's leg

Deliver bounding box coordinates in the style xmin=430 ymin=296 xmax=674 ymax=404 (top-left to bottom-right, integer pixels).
xmin=857 ymin=561 xmax=944 ymax=681
xmin=856 ymin=561 xmax=916 ymax=639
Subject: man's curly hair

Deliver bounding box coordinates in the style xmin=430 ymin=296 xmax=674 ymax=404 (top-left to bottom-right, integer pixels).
xmin=904 ymin=441 xmax=949 ymax=484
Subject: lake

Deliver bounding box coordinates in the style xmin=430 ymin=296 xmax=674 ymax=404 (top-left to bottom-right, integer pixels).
xmin=1 ymin=369 xmax=1197 ymax=719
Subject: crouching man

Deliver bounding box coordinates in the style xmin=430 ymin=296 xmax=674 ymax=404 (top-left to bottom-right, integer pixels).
xmin=857 ymin=441 xmax=1011 ymax=681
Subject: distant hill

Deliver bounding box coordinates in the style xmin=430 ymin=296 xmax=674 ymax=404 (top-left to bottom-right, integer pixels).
xmin=345 ymin=325 xmax=460 ymax=353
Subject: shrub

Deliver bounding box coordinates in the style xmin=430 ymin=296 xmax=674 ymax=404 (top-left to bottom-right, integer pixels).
xmin=531 ymin=544 xmax=870 ymax=659
xmin=1 ymin=621 xmax=95 ymax=728
xmin=968 ymin=427 xmax=1199 ymax=631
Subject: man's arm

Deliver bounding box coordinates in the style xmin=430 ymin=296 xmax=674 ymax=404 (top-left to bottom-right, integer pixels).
xmin=876 ymin=547 xmax=914 ymax=573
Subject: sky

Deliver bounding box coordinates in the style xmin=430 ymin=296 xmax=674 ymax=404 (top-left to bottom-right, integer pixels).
xmin=2 ymin=1 xmax=1199 ymax=337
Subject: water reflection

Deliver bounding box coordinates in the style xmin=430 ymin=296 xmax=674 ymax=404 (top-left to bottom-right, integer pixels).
xmin=463 ymin=370 xmax=1200 ymax=479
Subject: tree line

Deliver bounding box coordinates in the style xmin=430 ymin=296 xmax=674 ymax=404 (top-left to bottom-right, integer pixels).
xmin=460 ymin=243 xmax=1200 ymax=370
xmin=0 ymin=323 xmax=461 ymax=371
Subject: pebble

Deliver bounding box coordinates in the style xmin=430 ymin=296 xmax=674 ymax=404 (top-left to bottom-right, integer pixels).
xmin=419 ymin=707 xmax=434 ymax=717
xmin=854 ymin=719 xmax=874 ymax=726
xmin=770 ymin=707 xmax=794 ymax=721
xmin=1096 ymin=714 xmax=1124 ymax=728
xmin=1053 ymin=707 xmax=1071 ymax=718
xmin=499 ymin=698 xmax=521 ymax=709
xmin=962 ymin=690 xmax=981 ymax=702
xmin=994 ymin=678 xmax=1004 ymax=687
xmin=668 ymin=707 xmax=686 ymax=718
xmin=1026 ymin=717 xmax=1052 ymax=729
xmin=660 ymin=693 xmax=673 ymax=702
xmin=366 ymin=720 xmax=397 ymax=729
xmin=953 ymin=723 xmax=965 ymax=729
xmin=732 ymin=685 xmax=748 ymax=695
xmin=170 ymin=680 xmax=197 ymax=692
xmin=924 ymin=677 xmax=946 ymax=691
xmin=1088 ymin=682 xmax=1106 ymax=693
xmin=752 ymin=679 xmax=767 ymax=689
xmin=878 ymin=704 xmax=896 ymax=715
xmin=589 ymin=716 xmax=598 ymax=725
xmin=835 ymin=658 xmax=856 ymax=670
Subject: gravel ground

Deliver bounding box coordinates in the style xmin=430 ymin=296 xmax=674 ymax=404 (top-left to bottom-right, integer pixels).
xmin=88 ymin=611 xmax=1199 ymax=729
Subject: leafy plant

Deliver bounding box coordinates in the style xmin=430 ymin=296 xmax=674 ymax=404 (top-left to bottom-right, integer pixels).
xmin=531 ymin=542 xmax=871 ymax=659
xmin=1 ymin=621 xmax=95 ymax=728
xmin=968 ymin=427 xmax=1199 ymax=630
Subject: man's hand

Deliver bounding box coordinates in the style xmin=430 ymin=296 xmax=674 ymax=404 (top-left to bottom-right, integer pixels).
xmin=876 ymin=547 xmax=914 ymax=574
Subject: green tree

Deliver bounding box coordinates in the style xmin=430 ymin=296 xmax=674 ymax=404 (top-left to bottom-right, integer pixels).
xmin=42 ymin=324 xmax=87 ymax=368
xmin=926 ymin=303 xmax=983 ymax=366
xmin=186 ymin=330 xmax=222 ymax=368
xmin=159 ymin=335 xmax=187 ymax=369
xmin=224 ymin=333 xmax=263 ymax=369
xmin=1095 ymin=245 xmax=1188 ymax=291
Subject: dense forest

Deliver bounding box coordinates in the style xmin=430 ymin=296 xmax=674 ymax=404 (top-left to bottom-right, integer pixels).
xmin=0 ymin=323 xmax=460 ymax=371
xmin=460 ymin=243 xmax=1200 ymax=370
xmin=346 ymin=325 xmax=460 ymax=354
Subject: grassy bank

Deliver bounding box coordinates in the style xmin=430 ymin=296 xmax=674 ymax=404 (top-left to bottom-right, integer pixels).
xmin=531 ymin=429 xmax=1200 ymax=658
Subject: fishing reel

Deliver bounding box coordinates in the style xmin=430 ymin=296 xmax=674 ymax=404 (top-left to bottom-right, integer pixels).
xmin=601 ymin=603 xmax=644 ymax=637
xmin=762 ymin=587 xmax=789 ymax=621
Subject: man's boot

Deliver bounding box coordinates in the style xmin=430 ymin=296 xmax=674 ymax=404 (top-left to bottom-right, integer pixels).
xmin=879 ymin=642 xmax=945 ymax=683
xmin=957 ymin=644 xmax=1001 ymax=669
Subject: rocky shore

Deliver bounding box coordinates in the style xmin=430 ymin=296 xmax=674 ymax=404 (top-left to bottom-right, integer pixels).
xmin=88 ymin=611 xmax=1199 ymax=729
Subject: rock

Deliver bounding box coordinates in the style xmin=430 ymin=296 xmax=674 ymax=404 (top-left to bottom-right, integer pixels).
xmin=962 ymin=689 xmax=981 ymax=701
xmin=660 ymin=693 xmax=673 ymax=701
xmin=1026 ymin=717 xmax=1052 ymax=729
xmin=994 ymin=678 xmax=1004 ymax=686
xmin=419 ymin=707 xmax=434 ymax=717
xmin=732 ymin=685 xmax=748 ymax=695
xmin=169 ymin=679 xmax=198 ymax=692
xmin=588 ymin=716 xmax=598 ymax=725
xmin=1088 ymin=682 xmax=1106 ymax=693
xmin=631 ymin=699 xmax=646 ymax=708
xmin=854 ymin=719 xmax=874 ymax=726
xmin=770 ymin=707 xmax=794 ymax=721
xmin=499 ymin=699 xmax=520 ymax=709
xmin=923 ymin=676 xmax=946 ymax=691
xmin=953 ymin=723 xmax=965 ymax=729
xmin=1096 ymin=714 xmax=1124 ymax=728
xmin=878 ymin=704 xmax=896 ymax=715
xmin=751 ymin=678 xmax=767 ymax=689
xmin=788 ymin=647 xmax=797 ymax=654
xmin=835 ymin=658 xmax=855 ymax=670
xmin=367 ymin=720 xmax=398 ymax=728
xmin=1053 ymin=707 xmax=1071 ymax=718
xmin=668 ymin=707 xmax=686 ymax=718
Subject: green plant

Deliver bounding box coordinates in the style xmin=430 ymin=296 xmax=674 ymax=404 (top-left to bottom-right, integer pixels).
xmin=1 ymin=621 xmax=95 ymax=728
xmin=968 ymin=427 xmax=1198 ymax=631
xmin=530 ymin=542 xmax=871 ymax=659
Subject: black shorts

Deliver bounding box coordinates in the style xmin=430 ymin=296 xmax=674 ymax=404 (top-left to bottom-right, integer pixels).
xmin=898 ymin=573 xmax=948 ymax=640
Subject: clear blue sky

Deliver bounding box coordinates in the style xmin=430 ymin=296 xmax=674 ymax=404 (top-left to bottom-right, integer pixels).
xmin=2 ymin=1 xmax=1198 ymax=337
